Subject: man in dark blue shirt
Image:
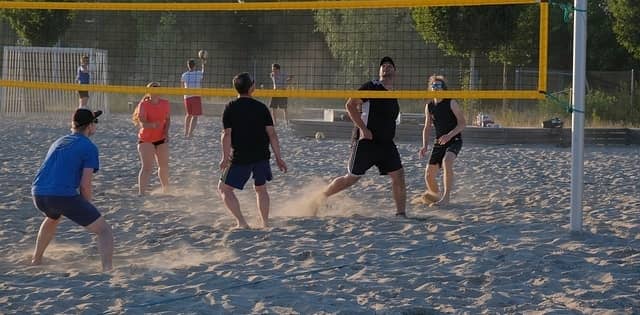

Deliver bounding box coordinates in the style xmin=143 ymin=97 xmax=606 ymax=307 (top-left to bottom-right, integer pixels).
xmin=319 ymin=56 xmax=407 ymax=217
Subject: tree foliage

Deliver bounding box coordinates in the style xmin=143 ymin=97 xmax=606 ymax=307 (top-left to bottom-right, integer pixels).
xmin=545 ymin=0 xmax=640 ymax=70
xmin=607 ymin=0 xmax=640 ymax=61
xmin=313 ymin=9 xmax=413 ymax=85
xmin=411 ymin=6 xmax=528 ymax=62
xmin=411 ymin=5 xmax=533 ymax=93
xmin=0 ymin=0 xmax=74 ymax=46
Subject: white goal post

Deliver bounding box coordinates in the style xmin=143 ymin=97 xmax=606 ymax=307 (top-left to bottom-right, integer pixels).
xmin=1 ymin=46 xmax=109 ymax=117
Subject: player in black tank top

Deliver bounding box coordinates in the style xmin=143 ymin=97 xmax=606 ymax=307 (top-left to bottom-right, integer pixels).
xmin=418 ymin=75 xmax=466 ymax=207
xmin=428 ymin=99 xmax=460 ymax=140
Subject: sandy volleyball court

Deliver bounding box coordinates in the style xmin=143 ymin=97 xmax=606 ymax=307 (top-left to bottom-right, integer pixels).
xmin=0 ymin=114 xmax=638 ymax=314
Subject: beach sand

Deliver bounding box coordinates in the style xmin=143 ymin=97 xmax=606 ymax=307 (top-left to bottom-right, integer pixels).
xmin=0 ymin=114 xmax=638 ymax=314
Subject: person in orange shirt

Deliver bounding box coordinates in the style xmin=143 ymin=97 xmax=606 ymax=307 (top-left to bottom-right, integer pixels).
xmin=132 ymin=82 xmax=171 ymax=196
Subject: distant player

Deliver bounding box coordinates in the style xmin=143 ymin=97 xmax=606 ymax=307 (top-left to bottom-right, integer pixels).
xmin=418 ymin=75 xmax=466 ymax=206
xmin=76 ymin=55 xmax=90 ymax=108
xmin=269 ymin=63 xmax=294 ymax=127
xmin=181 ymin=57 xmax=205 ymax=138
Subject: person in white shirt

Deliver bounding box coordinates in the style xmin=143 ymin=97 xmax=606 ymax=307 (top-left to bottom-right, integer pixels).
xmin=181 ymin=58 xmax=205 ymax=138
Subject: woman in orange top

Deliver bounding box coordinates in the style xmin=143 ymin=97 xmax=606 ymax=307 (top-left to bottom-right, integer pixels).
xmin=132 ymin=82 xmax=171 ymax=195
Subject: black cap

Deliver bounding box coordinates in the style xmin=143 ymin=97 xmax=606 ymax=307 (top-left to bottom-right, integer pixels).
xmin=73 ymin=108 xmax=102 ymax=127
xmin=380 ymin=56 xmax=395 ymax=68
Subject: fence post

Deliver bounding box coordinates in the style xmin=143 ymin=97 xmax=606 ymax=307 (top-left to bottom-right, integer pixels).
xmin=515 ymin=68 xmax=520 ymax=109
xmin=631 ymin=69 xmax=635 ymax=109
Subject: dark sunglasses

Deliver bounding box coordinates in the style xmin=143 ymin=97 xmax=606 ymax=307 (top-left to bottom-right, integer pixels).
xmin=431 ymin=82 xmax=444 ymax=89
xmin=93 ymin=118 xmax=99 ymax=124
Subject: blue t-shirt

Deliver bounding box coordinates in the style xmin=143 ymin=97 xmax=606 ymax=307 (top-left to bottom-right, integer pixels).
xmin=32 ymin=133 xmax=100 ymax=196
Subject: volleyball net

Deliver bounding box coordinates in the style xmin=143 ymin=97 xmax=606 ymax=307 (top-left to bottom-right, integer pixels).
xmin=0 ymin=0 xmax=548 ymax=114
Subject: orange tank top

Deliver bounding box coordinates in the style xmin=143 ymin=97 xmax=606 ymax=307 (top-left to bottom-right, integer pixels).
xmin=137 ymin=98 xmax=170 ymax=143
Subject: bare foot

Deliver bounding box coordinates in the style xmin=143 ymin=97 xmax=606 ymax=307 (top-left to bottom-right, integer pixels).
xmin=429 ymin=197 xmax=450 ymax=207
xmin=309 ymin=194 xmax=327 ymax=216
xmin=421 ymin=191 xmax=440 ymax=204
xmin=30 ymin=258 xmax=42 ymax=266
xmin=233 ymin=222 xmax=250 ymax=230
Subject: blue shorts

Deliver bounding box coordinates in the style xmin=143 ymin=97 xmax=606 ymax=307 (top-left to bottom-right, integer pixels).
xmin=32 ymin=195 xmax=101 ymax=227
xmin=221 ymin=160 xmax=273 ymax=190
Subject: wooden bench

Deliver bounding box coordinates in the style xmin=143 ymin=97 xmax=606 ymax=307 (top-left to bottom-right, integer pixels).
xmin=398 ymin=112 xmax=424 ymax=125
xmin=582 ymin=128 xmax=630 ymax=145
xmin=464 ymin=127 xmax=564 ymax=145
xmin=323 ymin=109 xmax=351 ymax=122
xmin=629 ymin=129 xmax=640 ymax=144
xmin=303 ymin=108 xmax=424 ymax=125
xmin=290 ymin=120 xmax=639 ymax=146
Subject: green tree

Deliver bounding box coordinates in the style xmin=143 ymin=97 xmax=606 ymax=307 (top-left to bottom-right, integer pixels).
xmin=546 ymin=0 xmax=640 ymax=70
xmin=411 ymin=5 xmax=525 ymax=90
xmin=313 ymin=8 xmax=416 ymax=86
xmin=608 ymin=0 xmax=640 ymax=61
xmin=412 ymin=5 xmax=533 ymax=113
xmin=0 ymin=1 xmax=74 ymax=46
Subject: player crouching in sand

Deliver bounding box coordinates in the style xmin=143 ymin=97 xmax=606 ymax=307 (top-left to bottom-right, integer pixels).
xmin=31 ymin=109 xmax=114 ymax=271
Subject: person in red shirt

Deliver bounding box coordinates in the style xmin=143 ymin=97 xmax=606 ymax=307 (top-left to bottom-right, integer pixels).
xmin=132 ymin=82 xmax=171 ymax=196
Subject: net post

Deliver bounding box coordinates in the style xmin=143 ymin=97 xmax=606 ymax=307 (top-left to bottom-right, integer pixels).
xmin=570 ymin=0 xmax=587 ymax=232
xmin=538 ymin=0 xmax=548 ymax=93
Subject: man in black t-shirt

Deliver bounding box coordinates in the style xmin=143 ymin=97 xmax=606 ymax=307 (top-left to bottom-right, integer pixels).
xmin=318 ymin=56 xmax=407 ymax=217
xmin=418 ymin=75 xmax=466 ymax=206
xmin=218 ymin=72 xmax=287 ymax=229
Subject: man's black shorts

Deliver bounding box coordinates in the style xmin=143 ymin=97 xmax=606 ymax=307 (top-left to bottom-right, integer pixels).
xmin=429 ymin=137 xmax=462 ymax=166
xmin=349 ymin=139 xmax=402 ymax=175
xmin=269 ymin=97 xmax=288 ymax=109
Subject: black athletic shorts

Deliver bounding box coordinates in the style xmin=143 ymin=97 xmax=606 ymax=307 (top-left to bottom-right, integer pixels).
xmin=269 ymin=97 xmax=288 ymax=109
xmin=78 ymin=91 xmax=89 ymax=98
xmin=348 ymin=139 xmax=402 ymax=176
xmin=429 ymin=137 xmax=462 ymax=166
xmin=138 ymin=139 xmax=166 ymax=147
